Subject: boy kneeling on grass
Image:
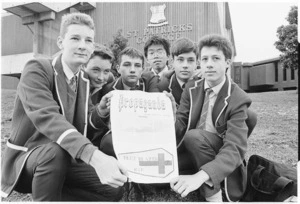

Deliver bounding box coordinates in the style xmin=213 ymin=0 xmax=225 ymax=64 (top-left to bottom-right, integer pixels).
xmin=168 ymin=34 xmax=253 ymax=202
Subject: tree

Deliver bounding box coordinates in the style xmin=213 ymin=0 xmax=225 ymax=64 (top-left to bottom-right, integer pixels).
xmin=274 ymin=6 xmax=298 ymax=71
xmin=107 ymin=29 xmax=129 ymax=77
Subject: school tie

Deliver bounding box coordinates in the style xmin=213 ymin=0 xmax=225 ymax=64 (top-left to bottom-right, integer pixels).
xmin=130 ymin=85 xmax=139 ymax=90
xmin=197 ymin=88 xmax=213 ymax=130
xmin=69 ymin=75 xmax=77 ymax=93
xmin=155 ymin=74 xmax=160 ymax=82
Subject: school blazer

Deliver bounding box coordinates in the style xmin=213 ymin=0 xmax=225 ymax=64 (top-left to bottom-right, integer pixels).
xmin=157 ymin=73 xmax=183 ymax=107
xmin=176 ymin=75 xmax=252 ymax=202
xmin=1 ymin=55 xmax=106 ymax=197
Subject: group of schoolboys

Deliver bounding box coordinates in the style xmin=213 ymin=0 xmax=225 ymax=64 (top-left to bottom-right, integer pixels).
xmin=1 ymin=12 xmax=257 ymax=202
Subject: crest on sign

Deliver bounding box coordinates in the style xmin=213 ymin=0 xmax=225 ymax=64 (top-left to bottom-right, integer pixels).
xmin=118 ymin=148 xmax=175 ymax=178
xmin=148 ymin=4 xmax=168 ymax=27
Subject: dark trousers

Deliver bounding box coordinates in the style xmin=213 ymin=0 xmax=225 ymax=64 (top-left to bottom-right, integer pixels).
xmin=15 ymin=142 xmax=123 ymax=201
xmin=183 ymin=129 xmax=223 ymax=198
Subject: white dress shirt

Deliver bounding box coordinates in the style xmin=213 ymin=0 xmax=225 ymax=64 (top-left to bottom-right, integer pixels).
xmin=203 ymin=78 xmax=226 ymax=133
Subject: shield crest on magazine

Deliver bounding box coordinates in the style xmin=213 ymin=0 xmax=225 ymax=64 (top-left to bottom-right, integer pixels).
xmin=118 ymin=148 xmax=175 ymax=178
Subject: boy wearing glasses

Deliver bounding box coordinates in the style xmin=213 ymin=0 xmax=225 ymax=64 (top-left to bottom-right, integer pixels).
xmin=143 ymin=36 xmax=171 ymax=80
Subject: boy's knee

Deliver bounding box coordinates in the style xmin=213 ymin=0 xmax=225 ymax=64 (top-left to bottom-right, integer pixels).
xmin=100 ymin=134 xmax=112 ymax=148
xmin=39 ymin=142 xmax=70 ymax=169
xmin=99 ymin=134 xmax=115 ymax=157
xmin=184 ymin=129 xmax=207 ymax=148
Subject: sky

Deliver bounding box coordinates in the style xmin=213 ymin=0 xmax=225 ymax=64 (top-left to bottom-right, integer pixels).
xmin=229 ymin=1 xmax=298 ymax=63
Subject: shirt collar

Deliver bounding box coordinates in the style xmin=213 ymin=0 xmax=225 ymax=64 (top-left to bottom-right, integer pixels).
xmin=122 ymin=79 xmax=140 ymax=90
xmin=204 ymin=77 xmax=226 ymax=95
xmin=152 ymin=66 xmax=168 ymax=78
xmin=175 ymin=76 xmax=186 ymax=89
xmin=90 ymin=86 xmax=102 ymax=95
xmin=61 ymin=58 xmax=79 ymax=82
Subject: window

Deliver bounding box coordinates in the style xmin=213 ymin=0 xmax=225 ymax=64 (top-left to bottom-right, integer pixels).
xmin=275 ymin=63 xmax=278 ymax=82
xmin=291 ymin=68 xmax=295 ymax=80
xmin=283 ymin=68 xmax=287 ymax=81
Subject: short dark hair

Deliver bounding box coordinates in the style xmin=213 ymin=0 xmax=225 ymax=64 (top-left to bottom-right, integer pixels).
xmin=198 ymin=34 xmax=233 ymax=60
xmin=117 ymin=47 xmax=144 ymax=67
xmin=144 ymin=35 xmax=170 ymax=58
xmin=171 ymin=38 xmax=198 ymax=59
xmin=90 ymin=44 xmax=114 ymax=63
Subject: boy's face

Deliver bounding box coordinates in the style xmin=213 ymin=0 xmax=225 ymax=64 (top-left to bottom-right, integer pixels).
xmin=173 ymin=51 xmax=197 ymax=83
xmin=117 ymin=55 xmax=144 ymax=88
xmin=146 ymin=44 xmax=168 ymax=73
xmin=57 ymin=24 xmax=95 ymax=71
xmin=199 ymin=46 xmax=231 ymax=87
xmin=86 ymin=56 xmax=112 ymax=89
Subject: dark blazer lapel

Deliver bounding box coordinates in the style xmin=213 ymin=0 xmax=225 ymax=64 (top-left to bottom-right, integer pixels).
xmin=188 ymin=79 xmax=205 ymax=130
xmin=212 ymin=76 xmax=231 ymax=126
xmin=73 ymin=70 xmax=89 ymax=136
xmin=140 ymin=79 xmax=145 ymax=91
xmin=168 ymin=74 xmax=175 ymax=92
xmin=170 ymin=74 xmax=183 ymax=106
xmin=52 ymin=55 xmax=69 ymax=118
xmin=113 ymin=78 xmax=123 ymax=90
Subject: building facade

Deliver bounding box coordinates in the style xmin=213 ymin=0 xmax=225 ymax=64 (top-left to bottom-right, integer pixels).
xmin=232 ymin=58 xmax=298 ymax=92
xmin=3 ymin=2 xmax=297 ymax=92
xmin=1 ymin=2 xmax=234 ymax=89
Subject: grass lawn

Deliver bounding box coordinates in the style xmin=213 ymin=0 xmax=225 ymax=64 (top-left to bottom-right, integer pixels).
xmin=1 ymin=89 xmax=298 ymax=202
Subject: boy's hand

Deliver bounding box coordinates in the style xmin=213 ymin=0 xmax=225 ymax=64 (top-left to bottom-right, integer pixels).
xmin=191 ymin=69 xmax=202 ymax=80
xmin=89 ymin=150 xmax=128 ymax=188
xmin=170 ymin=170 xmax=210 ymax=197
xmin=97 ymin=92 xmax=113 ymax=117
xmin=162 ymin=69 xmax=175 ymax=79
xmin=163 ymin=91 xmax=177 ymax=122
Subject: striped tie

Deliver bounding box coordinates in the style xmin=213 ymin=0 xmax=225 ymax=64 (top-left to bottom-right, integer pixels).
xmin=197 ymin=88 xmax=213 ymax=130
xmin=69 ymin=76 xmax=77 ymax=93
xmin=155 ymin=75 xmax=160 ymax=82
